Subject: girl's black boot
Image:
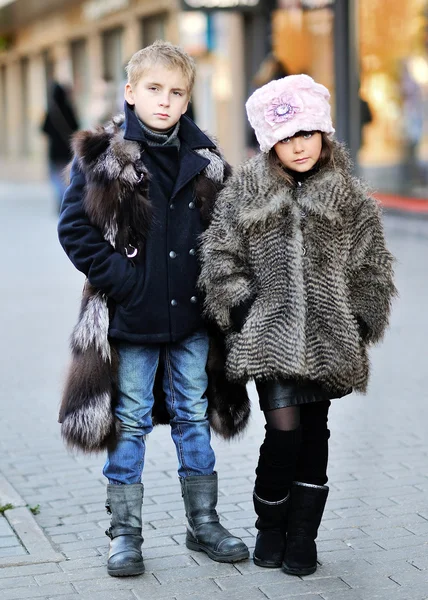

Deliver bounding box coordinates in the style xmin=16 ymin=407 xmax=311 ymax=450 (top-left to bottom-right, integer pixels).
xmin=253 ymin=491 xmax=289 ymax=568
xmin=282 ymin=482 xmax=329 ymax=576
xmin=253 ymin=427 xmax=301 ymax=568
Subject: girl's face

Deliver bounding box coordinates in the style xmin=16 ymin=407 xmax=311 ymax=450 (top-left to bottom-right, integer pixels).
xmin=273 ymin=131 xmax=322 ymax=172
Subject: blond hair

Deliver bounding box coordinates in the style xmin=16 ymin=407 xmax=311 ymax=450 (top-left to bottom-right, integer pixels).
xmin=126 ymin=40 xmax=196 ymax=95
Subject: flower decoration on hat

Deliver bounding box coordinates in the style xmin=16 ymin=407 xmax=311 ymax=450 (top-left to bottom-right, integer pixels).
xmin=264 ymin=94 xmax=303 ymax=127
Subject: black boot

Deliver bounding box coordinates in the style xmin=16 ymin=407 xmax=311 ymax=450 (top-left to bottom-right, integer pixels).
xmin=181 ymin=473 xmax=249 ymax=563
xmin=282 ymin=482 xmax=329 ymax=576
xmin=105 ymin=483 xmax=145 ymax=577
xmin=253 ymin=427 xmax=301 ymax=568
xmin=253 ymin=490 xmax=289 ymax=568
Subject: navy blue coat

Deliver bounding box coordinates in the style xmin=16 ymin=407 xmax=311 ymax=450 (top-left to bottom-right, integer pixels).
xmin=58 ymin=104 xmax=220 ymax=344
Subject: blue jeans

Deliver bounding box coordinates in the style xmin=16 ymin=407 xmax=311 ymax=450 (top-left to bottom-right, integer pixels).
xmin=49 ymin=161 xmax=68 ymax=212
xmin=103 ymin=329 xmax=215 ymax=484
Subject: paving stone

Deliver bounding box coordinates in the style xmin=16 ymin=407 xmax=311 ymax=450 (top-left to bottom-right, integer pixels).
xmin=154 ymin=562 xmax=237 ymax=584
xmin=73 ymin=573 xmax=163 ymax=595
xmin=0 ymin=576 xmax=39 ymax=590
xmin=61 ymin=548 xmax=102 ymax=560
xmin=47 ymin=593 xmax=135 ymax=600
xmin=175 ymin=590 xmax=268 ymax=600
xmin=0 ymin=546 xmax=27 ymax=557
xmin=0 ymin=583 xmax=76 ymax=600
xmin=0 ymin=536 xmax=24 ymax=549
xmin=261 ymin=577 xmax=352 ymax=599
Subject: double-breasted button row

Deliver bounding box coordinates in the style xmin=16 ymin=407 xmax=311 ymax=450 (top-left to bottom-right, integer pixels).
xmin=170 ymin=297 xmax=198 ymax=307
xmin=170 ymin=201 xmax=195 ymax=209
xmin=170 ymin=249 xmax=196 ymax=257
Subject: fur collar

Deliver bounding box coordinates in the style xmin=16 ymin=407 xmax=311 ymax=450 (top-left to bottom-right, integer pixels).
xmin=235 ymin=141 xmax=359 ymax=228
xmin=70 ymin=114 xmax=228 ymax=253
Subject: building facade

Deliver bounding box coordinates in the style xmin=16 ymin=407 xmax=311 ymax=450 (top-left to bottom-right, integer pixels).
xmin=0 ymin=0 xmax=251 ymax=180
xmin=2 ymin=0 xmax=428 ymax=197
xmin=273 ymin=0 xmax=428 ymax=196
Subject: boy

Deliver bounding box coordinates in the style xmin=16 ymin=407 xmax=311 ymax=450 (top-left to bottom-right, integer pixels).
xmin=58 ymin=41 xmax=249 ymax=578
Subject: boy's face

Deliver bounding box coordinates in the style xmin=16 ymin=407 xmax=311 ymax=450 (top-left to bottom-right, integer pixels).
xmin=125 ymin=64 xmax=189 ymax=131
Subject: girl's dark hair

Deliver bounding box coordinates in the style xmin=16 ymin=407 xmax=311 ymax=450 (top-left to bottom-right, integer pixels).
xmin=268 ymin=131 xmax=334 ymax=186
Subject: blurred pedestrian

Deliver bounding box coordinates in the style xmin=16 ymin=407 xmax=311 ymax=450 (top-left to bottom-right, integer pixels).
xmin=248 ymin=54 xmax=290 ymax=154
xmin=199 ymin=74 xmax=397 ymax=576
xmin=401 ymin=58 xmax=425 ymax=190
xmin=41 ymin=81 xmax=79 ymax=212
xmin=57 ymin=40 xmax=250 ymax=578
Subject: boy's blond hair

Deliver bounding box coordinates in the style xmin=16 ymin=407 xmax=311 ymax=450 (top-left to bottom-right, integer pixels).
xmin=126 ymin=40 xmax=196 ymax=96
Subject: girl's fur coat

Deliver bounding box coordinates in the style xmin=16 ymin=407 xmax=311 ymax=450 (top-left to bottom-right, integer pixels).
xmin=198 ymin=142 xmax=396 ymax=395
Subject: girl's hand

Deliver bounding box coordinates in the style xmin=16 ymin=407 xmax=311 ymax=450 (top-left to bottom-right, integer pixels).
xmin=230 ymin=296 xmax=255 ymax=332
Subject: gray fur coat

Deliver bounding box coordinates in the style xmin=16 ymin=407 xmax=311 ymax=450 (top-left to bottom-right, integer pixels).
xmin=198 ymin=143 xmax=396 ymax=395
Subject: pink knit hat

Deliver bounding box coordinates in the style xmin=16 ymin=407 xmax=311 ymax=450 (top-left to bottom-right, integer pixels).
xmin=246 ymin=74 xmax=335 ymax=153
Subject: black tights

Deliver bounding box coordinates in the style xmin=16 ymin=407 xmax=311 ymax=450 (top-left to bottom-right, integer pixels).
xmin=264 ymin=405 xmax=300 ymax=431
xmin=255 ymin=401 xmax=330 ymax=501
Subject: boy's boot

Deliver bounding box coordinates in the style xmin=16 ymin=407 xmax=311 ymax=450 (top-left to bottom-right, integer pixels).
xmin=253 ymin=491 xmax=289 ymax=568
xmin=105 ymin=483 xmax=145 ymax=577
xmin=253 ymin=427 xmax=301 ymax=568
xmin=282 ymin=482 xmax=329 ymax=576
xmin=180 ymin=473 xmax=249 ymax=563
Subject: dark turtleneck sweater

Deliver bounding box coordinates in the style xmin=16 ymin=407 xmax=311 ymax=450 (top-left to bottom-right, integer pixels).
xmin=137 ymin=118 xmax=181 ymax=150
xmin=137 ymin=118 xmax=181 ymax=201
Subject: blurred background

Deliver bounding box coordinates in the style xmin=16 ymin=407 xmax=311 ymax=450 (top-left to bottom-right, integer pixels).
xmin=1 ymin=0 xmax=428 ymax=200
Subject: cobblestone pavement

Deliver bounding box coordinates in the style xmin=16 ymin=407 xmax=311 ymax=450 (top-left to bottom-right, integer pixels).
xmin=0 ymin=183 xmax=427 ymax=600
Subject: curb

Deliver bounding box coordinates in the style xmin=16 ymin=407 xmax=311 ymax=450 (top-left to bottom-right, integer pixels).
xmin=0 ymin=475 xmax=64 ymax=568
xmin=375 ymin=192 xmax=428 ymax=217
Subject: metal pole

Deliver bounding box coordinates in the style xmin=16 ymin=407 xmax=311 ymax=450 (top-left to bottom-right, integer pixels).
xmin=333 ymin=0 xmax=360 ymax=169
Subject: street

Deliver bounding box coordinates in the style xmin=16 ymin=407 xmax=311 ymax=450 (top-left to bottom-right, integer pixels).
xmin=0 ymin=182 xmax=427 ymax=600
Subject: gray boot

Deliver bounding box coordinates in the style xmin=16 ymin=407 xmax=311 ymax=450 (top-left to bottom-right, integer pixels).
xmin=105 ymin=483 xmax=145 ymax=577
xmin=181 ymin=473 xmax=249 ymax=563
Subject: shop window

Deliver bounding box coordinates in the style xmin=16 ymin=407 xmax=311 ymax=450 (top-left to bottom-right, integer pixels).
xmin=271 ymin=4 xmax=335 ymax=116
xmin=101 ymin=28 xmax=123 ymax=122
xmin=141 ymin=13 xmax=167 ymax=47
xmin=359 ymin=0 xmax=428 ymax=196
xmin=71 ymin=39 xmax=89 ymax=127
xmin=102 ymin=27 xmax=123 ymax=83
xmin=20 ymin=57 xmax=30 ymax=156
xmin=43 ymin=50 xmax=54 ymax=95
xmin=0 ymin=65 xmax=6 ymax=156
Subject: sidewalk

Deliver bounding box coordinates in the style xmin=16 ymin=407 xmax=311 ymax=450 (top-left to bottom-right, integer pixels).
xmin=1 ymin=183 xmax=428 ymax=600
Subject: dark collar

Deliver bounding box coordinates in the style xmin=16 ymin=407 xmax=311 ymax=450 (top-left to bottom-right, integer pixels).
xmin=123 ymin=101 xmax=215 ymax=150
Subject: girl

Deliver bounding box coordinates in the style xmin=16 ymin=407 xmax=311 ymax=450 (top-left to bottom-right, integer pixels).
xmin=198 ymin=75 xmax=396 ymax=576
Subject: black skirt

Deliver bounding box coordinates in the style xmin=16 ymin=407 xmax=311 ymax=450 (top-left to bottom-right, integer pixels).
xmin=256 ymin=378 xmax=334 ymax=411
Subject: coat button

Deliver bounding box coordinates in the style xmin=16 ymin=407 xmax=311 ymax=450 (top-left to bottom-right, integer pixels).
xmin=171 ymin=299 xmax=177 ymax=307
xmin=188 ymin=201 xmax=195 ymax=209
xmin=190 ymin=296 xmax=197 ymax=304
xmin=189 ymin=248 xmax=196 ymax=256
xmin=169 ymin=203 xmax=175 ymax=210
xmin=169 ymin=251 xmax=177 ymax=259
